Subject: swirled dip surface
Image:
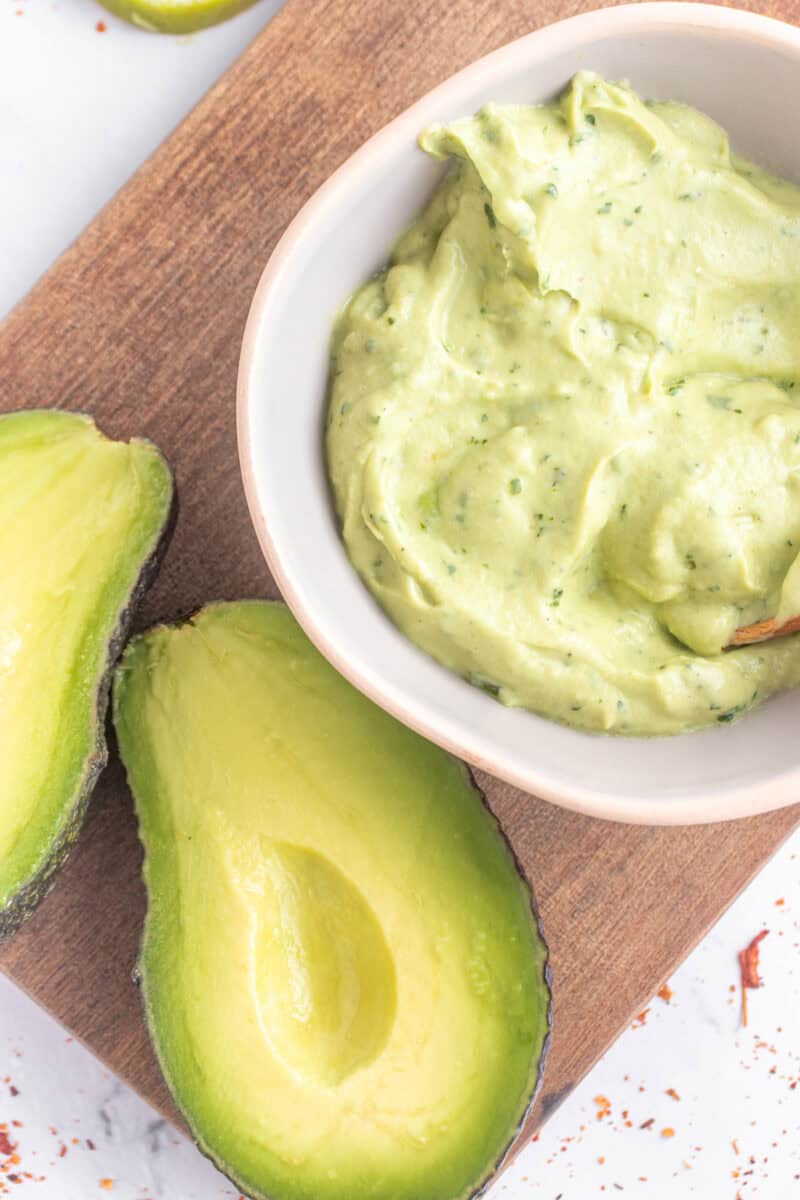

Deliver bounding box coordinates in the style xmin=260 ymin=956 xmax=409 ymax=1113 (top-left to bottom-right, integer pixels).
xmin=326 ymin=73 xmax=800 ymax=734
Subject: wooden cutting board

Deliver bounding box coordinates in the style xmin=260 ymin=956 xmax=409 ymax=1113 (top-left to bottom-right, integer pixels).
xmin=2 ymin=0 xmax=799 ymax=1171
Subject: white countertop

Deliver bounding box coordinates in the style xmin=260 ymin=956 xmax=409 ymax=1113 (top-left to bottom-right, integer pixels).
xmin=0 ymin=5 xmax=798 ymax=1197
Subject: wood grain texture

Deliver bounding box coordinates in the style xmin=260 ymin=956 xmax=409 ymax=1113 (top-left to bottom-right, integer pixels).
xmin=1 ymin=0 xmax=800 ymax=1170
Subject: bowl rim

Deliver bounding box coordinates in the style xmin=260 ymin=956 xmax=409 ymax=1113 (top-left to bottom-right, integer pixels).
xmin=238 ymin=2 xmax=800 ymax=826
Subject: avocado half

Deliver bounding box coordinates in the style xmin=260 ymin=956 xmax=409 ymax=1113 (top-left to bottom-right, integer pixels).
xmin=113 ymin=600 xmax=551 ymax=1200
xmin=97 ymin=0 xmax=259 ymax=34
xmin=0 ymin=410 xmax=174 ymax=940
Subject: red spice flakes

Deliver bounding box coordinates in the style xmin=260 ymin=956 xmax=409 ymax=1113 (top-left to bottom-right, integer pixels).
xmin=598 ymin=1156 xmax=606 ymax=1165
xmin=594 ymin=1094 xmax=612 ymax=1120
xmin=639 ymin=1117 xmax=655 ymax=1130
xmin=95 ymin=19 xmax=107 ymax=31
xmin=657 ymin=982 xmax=673 ymax=1003
xmin=99 ymin=1181 xmax=114 ymax=1192
xmin=0 ymin=1133 xmax=14 ymax=1158
xmin=7 ymin=1089 xmax=17 ymax=1100
xmin=86 ymin=1139 xmax=96 ymax=1151
xmin=632 ymin=1008 xmax=650 ymax=1027
xmin=665 ymin=1087 xmax=681 ymax=1102
xmin=775 ymin=897 xmax=785 ymax=907
xmin=732 ymin=1138 xmax=740 ymax=1155
xmin=58 ymin=1143 xmax=67 ymax=1158
xmin=661 ymin=1127 xmax=676 ymax=1138
xmin=739 ymin=929 xmax=769 ymax=1026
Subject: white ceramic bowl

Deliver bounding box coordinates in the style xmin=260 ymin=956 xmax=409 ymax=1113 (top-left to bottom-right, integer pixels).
xmin=238 ymin=2 xmax=800 ymax=826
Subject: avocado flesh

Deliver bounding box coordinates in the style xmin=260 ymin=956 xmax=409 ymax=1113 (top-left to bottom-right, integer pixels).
xmin=114 ymin=601 xmax=551 ymax=1200
xmin=97 ymin=0 xmax=260 ymax=34
xmin=0 ymin=410 xmax=173 ymax=937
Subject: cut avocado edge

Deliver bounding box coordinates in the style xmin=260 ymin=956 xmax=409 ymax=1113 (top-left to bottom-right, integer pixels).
xmin=0 ymin=411 xmax=176 ymax=941
xmin=114 ymin=600 xmax=552 ymax=1200
xmin=96 ymin=0 xmax=261 ymax=34
xmin=471 ymin=812 xmax=553 ymax=1196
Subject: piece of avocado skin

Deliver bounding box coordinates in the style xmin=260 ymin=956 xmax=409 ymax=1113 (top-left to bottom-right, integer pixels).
xmin=114 ymin=600 xmax=551 ymax=1200
xmin=0 ymin=411 xmax=175 ymax=942
xmin=97 ymin=0 xmax=261 ymax=34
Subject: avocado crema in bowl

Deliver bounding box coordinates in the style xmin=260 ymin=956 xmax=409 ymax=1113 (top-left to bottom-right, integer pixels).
xmin=239 ymin=4 xmax=800 ymax=822
xmin=327 ymin=70 xmax=800 ymax=737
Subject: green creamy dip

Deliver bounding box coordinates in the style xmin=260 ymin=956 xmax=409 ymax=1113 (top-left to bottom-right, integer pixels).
xmin=326 ymin=72 xmax=800 ymax=735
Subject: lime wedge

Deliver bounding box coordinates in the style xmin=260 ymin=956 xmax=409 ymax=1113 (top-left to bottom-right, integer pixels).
xmin=97 ymin=0 xmax=260 ymax=33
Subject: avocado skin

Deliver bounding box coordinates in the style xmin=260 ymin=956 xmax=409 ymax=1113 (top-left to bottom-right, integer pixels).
xmin=0 ymin=420 xmax=176 ymax=942
xmin=116 ymin=600 xmax=552 ymax=1200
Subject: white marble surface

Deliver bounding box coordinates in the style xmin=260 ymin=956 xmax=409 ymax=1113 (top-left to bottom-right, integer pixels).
xmin=0 ymin=4 xmax=798 ymax=1197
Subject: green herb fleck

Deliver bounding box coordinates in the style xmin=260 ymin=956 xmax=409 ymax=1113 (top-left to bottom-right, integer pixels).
xmin=475 ymin=678 xmax=501 ymax=697
xmin=545 ymin=183 xmax=558 ymax=198
xmin=597 ymin=200 xmax=613 ymax=214
xmin=716 ymin=706 xmax=742 ymax=724
xmin=484 ymin=202 xmax=497 ymax=229
xmin=509 ymin=477 xmax=522 ymax=495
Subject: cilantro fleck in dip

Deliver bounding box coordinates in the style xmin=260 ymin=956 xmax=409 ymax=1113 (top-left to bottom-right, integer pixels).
xmin=326 ymin=72 xmax=800 ymax=735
